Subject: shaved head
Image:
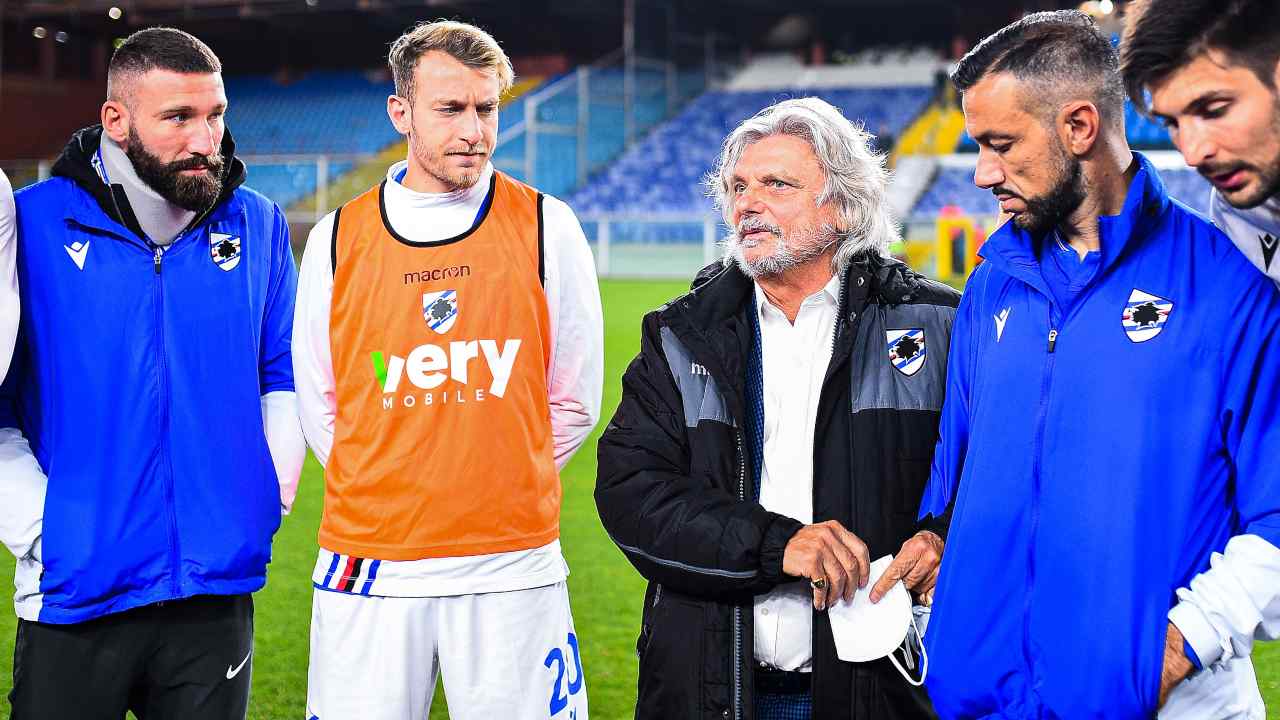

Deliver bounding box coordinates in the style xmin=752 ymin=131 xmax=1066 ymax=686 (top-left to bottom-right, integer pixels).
xmin=952 ymin=10 xmax=1125 ymax=132
xmin=107 ymin=27 xmax=221 ymax=107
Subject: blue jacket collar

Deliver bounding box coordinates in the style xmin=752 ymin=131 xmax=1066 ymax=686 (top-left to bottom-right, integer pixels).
xmin=53 ymin=124 xmax=247 ymax=245
xmin=979 ymin=151 xmax=1169 ymax=293
xmin=63 ymin=178 xmax=244 ymax=246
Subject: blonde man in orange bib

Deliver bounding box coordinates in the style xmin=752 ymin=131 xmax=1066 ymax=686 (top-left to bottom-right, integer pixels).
xmin=293 ymin=20 xmax=602 ymax=720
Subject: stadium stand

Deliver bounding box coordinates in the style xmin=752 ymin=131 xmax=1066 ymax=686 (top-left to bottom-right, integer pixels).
xmin=226 ymin=72 xmax=398 ymax=155
xmin=569 ymin=85 xmax=933 ymax=215
xmin=213 ymin=60 xmax=710 ymax=214
xmin=226 ymin=68 xmax=690 ymax=212
xmin=727 ymin=51 xmax=945 ymax=90
xmin=496 ymin=66 xmax=678 ymax=198
xmin=285 ymin=76 xmax=546 ymax=217
xmin=225 ymin=71 xmax=396 ymax=209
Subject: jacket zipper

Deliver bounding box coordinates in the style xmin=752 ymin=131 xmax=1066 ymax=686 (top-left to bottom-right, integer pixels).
xmin=1023 ymin=305 xmax=1059 ymax=690
xmin=153 ymin=243 xmax=183 ymax=597
xmin=733 ymin=430 xmax=745 ymax=720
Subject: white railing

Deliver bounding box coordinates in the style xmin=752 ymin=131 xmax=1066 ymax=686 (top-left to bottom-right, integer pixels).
xmin=235 ymin=152 xmax=376 ymax=222
xmin=579 ymin=212 xmax=724 ymax=278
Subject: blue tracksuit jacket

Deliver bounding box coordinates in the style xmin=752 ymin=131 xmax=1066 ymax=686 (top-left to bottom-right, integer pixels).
xmin=4 ymin=128 xmax=297 ymax=624
xmin=918 ymin=153 xmax=1280 ymax=718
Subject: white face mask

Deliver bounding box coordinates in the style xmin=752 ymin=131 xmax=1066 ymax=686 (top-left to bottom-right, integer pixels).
xmin=827 ymin=554 xmax=929 ymax=686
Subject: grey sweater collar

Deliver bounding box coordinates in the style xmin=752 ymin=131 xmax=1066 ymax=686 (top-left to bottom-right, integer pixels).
xmin=99 ymin=135 xmax=195 ymax=246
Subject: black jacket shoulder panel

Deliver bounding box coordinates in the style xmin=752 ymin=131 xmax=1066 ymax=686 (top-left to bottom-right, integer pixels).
xmin=855 ymin=253 xmax=961 ymax=309
xmin=691 ymin=260 xmax=726 ymax=290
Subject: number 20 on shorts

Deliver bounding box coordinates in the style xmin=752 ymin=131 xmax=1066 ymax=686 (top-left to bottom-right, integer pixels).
xmin=544 ymin=632 xmax=584 ymax=717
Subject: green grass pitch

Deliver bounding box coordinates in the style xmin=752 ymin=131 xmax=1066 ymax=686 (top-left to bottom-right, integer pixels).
xmin=0 ymin=278 xmax=1273 ymax=718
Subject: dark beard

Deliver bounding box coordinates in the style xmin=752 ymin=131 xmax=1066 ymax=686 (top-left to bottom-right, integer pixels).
xmin=1243 ymin=106 xmax=1280 ymax=207
xmin=124 ymin=127 xmax=225 ymax=212
xmin=1204 ymin=102 xmax=1280 ymax=209
xmin=1012 ymin=150 xmax=1087 ymax=236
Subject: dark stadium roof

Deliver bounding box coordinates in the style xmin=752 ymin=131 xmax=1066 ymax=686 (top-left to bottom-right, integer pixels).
xmin=4 ymin=0 xmax=1112 ymax=76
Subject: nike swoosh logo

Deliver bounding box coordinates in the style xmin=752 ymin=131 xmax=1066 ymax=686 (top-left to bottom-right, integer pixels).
xmin=64 ymin=242 xmax=90 ymax=271
xmin=226 ymin=650 xmax=251 ymax=680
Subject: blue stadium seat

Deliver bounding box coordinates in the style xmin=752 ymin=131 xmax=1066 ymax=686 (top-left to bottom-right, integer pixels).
xmin=225 ymin=72 xmax=400 ymax=156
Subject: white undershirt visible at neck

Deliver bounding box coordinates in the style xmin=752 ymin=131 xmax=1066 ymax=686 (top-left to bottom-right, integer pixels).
xmin=382 ymin=161 xmax=493 ymax=242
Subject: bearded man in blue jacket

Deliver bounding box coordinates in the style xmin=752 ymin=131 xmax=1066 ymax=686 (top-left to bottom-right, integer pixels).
xmin=1 ymin=27 xmax=305 ymax=719
xmin=918 ymin=11 xmax=1280 ymax=720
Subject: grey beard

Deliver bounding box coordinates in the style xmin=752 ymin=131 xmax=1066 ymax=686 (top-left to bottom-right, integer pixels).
xmin=726 ymin=222 xmax=840 ymax=279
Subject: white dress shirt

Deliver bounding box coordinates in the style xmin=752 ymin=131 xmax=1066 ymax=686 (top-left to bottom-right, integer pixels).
xmin=292 ymin=161 xmax=604 ymax=597
xmin=753 ymin=273 xmax=841 ymax=672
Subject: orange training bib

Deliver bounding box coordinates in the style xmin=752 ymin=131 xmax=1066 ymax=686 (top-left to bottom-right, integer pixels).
xmin=321 ymin=172 xmax=558 ymax=560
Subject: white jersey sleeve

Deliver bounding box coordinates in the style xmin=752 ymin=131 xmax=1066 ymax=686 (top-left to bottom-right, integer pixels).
xmin=261 ymin=390 xmax=306 ymax=513
xmin=0 ymin=427 xmax=47 ymax=563
xmin=540 ymin=196 xmax=603 ymax=470
xmin=0 ymin=169 xmax=19 ymax=384
xmin=1168 ymin=534 xmax=1280 ymax=668
xmin=293 ymin=213 xmax=338 ymax=467
xmin=0 ymin=170 xmax=43 ymax=564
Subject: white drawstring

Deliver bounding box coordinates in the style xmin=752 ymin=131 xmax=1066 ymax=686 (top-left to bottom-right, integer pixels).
xmin=888 ymin=612 xmax=929 ymax=687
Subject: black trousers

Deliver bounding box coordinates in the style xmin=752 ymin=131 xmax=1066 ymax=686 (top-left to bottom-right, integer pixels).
xmin=9 ymin=594 xmax=254 ymax=720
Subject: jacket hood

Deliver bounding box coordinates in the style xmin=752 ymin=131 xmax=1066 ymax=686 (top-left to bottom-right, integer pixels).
xmin=51 ymin=124 xmax=247 ymax=240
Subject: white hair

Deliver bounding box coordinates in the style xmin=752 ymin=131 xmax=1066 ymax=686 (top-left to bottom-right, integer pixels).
xmin=706 ymin=96 xmax=900 ymax=271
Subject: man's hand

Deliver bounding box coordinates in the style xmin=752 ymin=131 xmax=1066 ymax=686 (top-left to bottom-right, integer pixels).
xmin=1158 ymin=623 xmax=1194 ymax=709
xmin=871 ymin=530 xmax=944 ymax=604
xmin=782 ymin=520 xmax=869 ymax=611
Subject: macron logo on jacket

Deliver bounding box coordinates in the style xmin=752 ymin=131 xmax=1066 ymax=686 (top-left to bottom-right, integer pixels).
xmin=993 ymin=307 xmax=1010 ymax=342
xmin=64 ymin=241 xmax=89 ymax=270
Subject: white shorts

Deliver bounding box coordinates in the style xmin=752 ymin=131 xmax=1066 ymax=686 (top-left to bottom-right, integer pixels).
xmin=305 ymin=582 xmax=588 ymax=720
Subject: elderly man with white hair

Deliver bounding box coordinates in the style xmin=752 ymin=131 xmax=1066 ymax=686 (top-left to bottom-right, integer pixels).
xmin=596 ymin=97 xmax=960 ymax=720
